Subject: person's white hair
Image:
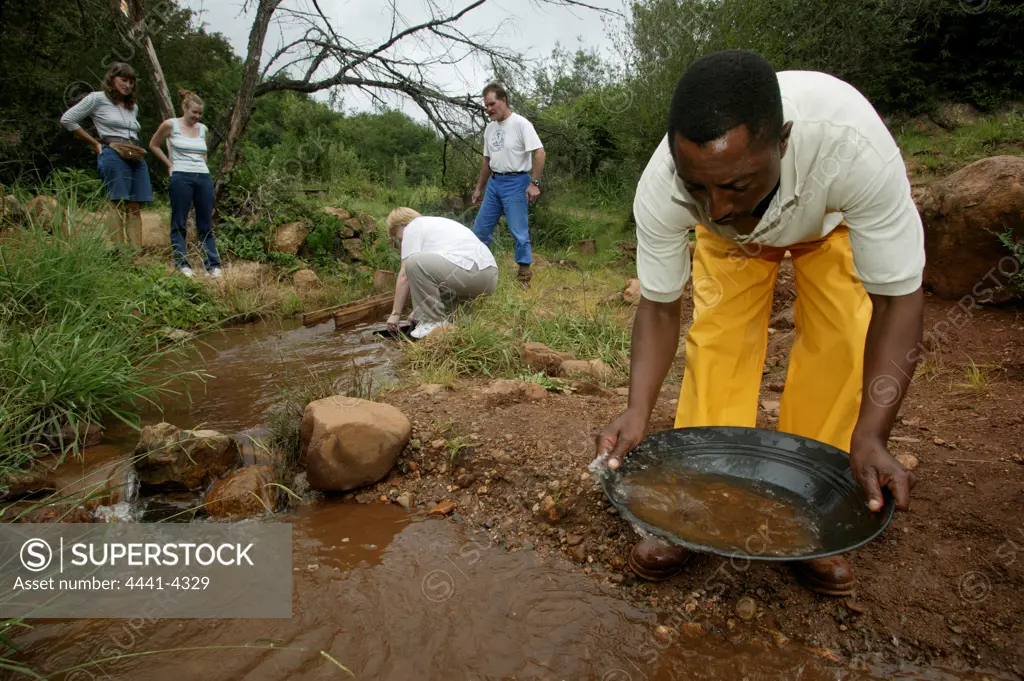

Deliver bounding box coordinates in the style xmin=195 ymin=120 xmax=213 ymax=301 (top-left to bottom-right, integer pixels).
xmin=386 ymin=207 xmax=421 ymax=237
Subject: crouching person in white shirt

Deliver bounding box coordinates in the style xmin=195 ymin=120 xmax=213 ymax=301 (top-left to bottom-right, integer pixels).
xmin=386 ymin=207 xmax=499 ymax=339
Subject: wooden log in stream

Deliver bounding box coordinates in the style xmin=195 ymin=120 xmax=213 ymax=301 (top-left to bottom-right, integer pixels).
xmin=302 ymin=292 xmax=395 ymax=328
xmin=336 ymin=293 xmax=397 ymax=331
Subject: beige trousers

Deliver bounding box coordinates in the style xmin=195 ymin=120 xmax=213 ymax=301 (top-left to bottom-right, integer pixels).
xmin=405 ymin=252 xmax=498 ymax=322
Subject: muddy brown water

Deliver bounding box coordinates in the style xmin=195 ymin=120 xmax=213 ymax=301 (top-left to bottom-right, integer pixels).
xmin=145 ymin=318 xmax=400 ymax=433
xmin=8 ymin=321 xmax=1009 ymax=680
xmin=624 ymin=467 xmax=822 ymax=557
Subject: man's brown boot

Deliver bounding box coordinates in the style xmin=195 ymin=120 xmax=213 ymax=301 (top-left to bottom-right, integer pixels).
xmin=628 ymin=537 xmax=690 ymax=581
xmin=517 ymin=263 xmax=532 ymax=288
xmin=790 ymin=556 xmax=856 ymax=596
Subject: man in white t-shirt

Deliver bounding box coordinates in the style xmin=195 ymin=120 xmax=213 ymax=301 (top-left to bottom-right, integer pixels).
xmin=595 ymin=50 xmax=925 ymax=596
xmin=386 ymin=207 xmax=499 ymax=339
xmin=471 ymin=82 xmax=546 ymax=287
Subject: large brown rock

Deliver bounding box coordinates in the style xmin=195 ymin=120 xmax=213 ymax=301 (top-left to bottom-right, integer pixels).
xmin=917 ymin=156 xmax=1024 ymax=299
xmin=300 ymin=397 xmax=412 ymax=492
xmin=522 ymin=342 xmax=576 ymax=374
xmin=271 ymin=221 xmax=309 ymax=254
xmin=204 ymin=465 xmax=278 ymax=519
xmin=559 ymin=359 xmax=614 ymax=382
xmin=134 ymin=423 xmax=240 ymax=492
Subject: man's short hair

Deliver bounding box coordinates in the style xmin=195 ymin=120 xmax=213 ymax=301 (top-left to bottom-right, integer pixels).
xmin=667 ymin=50 xmax=783 ymax=148
xmin=482 ymin=82 xmax=508 ymax=102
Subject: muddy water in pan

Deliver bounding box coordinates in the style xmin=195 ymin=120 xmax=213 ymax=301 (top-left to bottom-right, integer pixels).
xmin=143 ymin=318 xmax=399 ymax=433
xmin=14 ymin=502 xmax=999 ymax=681
xmin=623 ymin=467 xmax=823 ymax=557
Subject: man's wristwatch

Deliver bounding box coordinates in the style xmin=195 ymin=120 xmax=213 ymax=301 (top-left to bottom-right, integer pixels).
xmin=530 ymin=179 xmax=540 ymax=187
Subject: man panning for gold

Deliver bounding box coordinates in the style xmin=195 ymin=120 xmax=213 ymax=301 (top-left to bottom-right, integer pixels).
xmin=597 ymin=49 xmax=924 ymax=596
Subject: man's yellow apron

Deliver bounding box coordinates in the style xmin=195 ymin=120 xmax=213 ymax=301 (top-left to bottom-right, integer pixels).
xmin=676 ymin=224 xmax=873 ymax=453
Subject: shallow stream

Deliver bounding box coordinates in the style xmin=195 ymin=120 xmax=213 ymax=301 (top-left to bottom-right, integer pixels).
xmin=10 ymin=320 xmax=1007 ymax=680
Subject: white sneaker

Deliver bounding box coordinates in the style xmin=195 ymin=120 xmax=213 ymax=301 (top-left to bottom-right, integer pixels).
xmin=207 ymin=267 xmax=223 ymax=278
xmin=179 ymin=267 xmax=196 ymax=279
xmin=410 ymin=321 xmax=450 ymax=339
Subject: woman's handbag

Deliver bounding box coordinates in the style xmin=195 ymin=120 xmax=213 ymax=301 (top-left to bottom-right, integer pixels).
xmin=108 ymin=141 xmax=146 ymax=164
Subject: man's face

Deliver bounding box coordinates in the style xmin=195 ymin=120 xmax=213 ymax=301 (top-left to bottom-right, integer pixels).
xmin=484 ymin=92 xmax=508 ymax=120
xmin=672 ymin=122 xmax=790 ymax=232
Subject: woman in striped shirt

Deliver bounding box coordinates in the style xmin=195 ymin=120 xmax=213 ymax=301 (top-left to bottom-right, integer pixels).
xmin=148 ymin=89 xmax=222 ymax=278
xmin=60 ymin=62 xmax=153 ymax=246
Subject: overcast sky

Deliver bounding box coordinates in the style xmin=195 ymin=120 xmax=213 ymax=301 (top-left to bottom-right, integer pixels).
xmin=181 ymin=0 xmax=625 ymax=118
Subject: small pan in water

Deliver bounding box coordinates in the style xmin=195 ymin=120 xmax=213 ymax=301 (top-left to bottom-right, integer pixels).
xmin=600 ymin=426 xmax=895 ymax=561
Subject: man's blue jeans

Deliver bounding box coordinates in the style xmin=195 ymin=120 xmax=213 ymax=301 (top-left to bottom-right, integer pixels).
xmin=169 ymin=171 xmax=220 ymax=271
xmin=472 ymin=173 xmax=532 ymax=265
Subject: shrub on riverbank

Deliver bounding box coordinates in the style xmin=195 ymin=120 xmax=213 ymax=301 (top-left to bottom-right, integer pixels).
xmin=0 ymin=214 xmax=214 ymax=473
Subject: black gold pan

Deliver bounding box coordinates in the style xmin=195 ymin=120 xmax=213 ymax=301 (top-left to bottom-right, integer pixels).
xmin=600 ymin=426 xmax=895 ymax=562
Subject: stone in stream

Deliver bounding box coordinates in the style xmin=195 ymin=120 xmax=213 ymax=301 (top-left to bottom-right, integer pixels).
xmin=300 ymin=396 xmax=412 ymax=492
xmin=141 ymin=491 xmax=204 ymax=523
xmin=2 ymin=445 xmax=138 ymax=517
xmin=521 ymin=342 xmax=576 ymax=375
xmin=204 ymin=465 xmax=278 ymax=519
xmin=134 ymin=423 xmax=241 ymax=492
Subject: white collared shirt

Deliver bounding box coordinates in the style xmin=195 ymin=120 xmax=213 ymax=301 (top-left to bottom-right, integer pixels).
xmin=634 ymin=70 xmax=926 ymax=302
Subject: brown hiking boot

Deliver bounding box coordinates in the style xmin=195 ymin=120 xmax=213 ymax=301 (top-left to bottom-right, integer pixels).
xmin=628 ymin=537 xmax=690 ymax=581
xmin=517 ymin=263 xmax=532 ymax=288
xmin=790 ymin=555 xmax=857 ymax=596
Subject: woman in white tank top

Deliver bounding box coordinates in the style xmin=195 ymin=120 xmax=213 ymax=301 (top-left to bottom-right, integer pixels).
xmin=148 ymin=89 xmax=222 ymax=278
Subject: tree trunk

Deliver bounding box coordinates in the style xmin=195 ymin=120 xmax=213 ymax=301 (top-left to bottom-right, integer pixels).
xmin=141 ymin=33 xmax=174 ymax=121
xmin=213 ymin=0 xmax=282 ymax=207
xmin=112 ymin=0 xmax=174 ymax=122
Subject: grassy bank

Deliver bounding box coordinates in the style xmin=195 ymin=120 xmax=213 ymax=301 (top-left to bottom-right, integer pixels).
xmin=893 ymin=109 xmax=1024 ymax=183
xmin=0 ymin=221 xmax=213 ymax=476
xmin=401 ymin=252 xmax=636 ymax=387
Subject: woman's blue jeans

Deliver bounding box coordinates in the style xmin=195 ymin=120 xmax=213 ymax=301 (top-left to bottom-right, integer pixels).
xmin=169 ymin=172 xmax=220 ymax=270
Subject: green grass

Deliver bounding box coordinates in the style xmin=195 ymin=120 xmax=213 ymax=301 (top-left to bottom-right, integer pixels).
xmin=0 ymin=183 xmax=232 ymax=472
xmin=401 ymin=259 xmax=633 ymax=384
xmin=894 ymin=110 xmax=1024 ymax=181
